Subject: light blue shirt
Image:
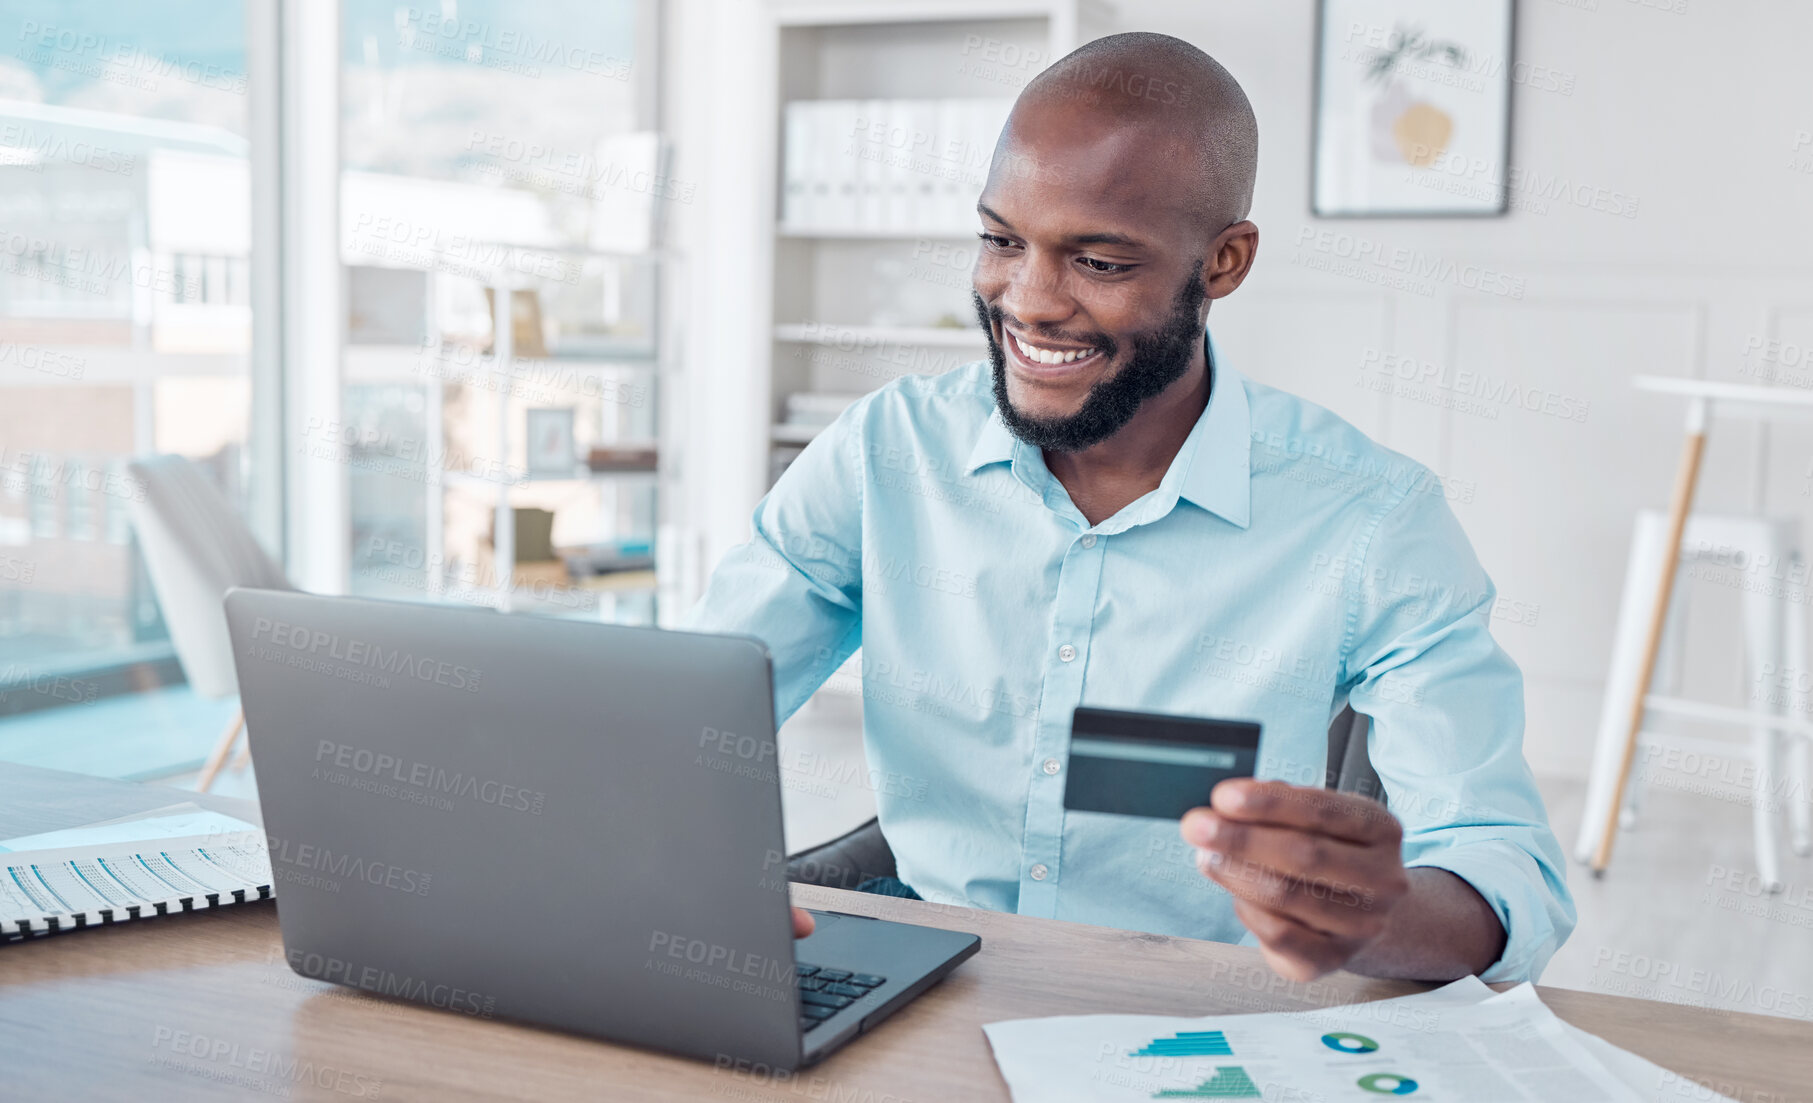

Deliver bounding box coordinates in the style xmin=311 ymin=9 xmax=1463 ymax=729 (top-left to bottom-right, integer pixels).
xmin=683 ymin=331 xmax=1575 ymax=982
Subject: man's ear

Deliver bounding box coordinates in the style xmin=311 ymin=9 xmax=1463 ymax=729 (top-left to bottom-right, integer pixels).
xmin=1206 ymin=220 xmax=1259 ymax=300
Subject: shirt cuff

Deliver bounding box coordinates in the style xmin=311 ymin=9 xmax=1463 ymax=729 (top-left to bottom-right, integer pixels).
xmin=1405 ymin=842 xmax=1570 ymax=983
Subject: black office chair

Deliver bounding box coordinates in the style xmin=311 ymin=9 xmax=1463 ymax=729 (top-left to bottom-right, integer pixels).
xmin=786 ymin=706 xmax=1383 ymax=890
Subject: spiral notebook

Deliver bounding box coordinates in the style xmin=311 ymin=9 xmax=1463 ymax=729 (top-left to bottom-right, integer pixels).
xmin=0 ymin=804 xmax=273 ymax=943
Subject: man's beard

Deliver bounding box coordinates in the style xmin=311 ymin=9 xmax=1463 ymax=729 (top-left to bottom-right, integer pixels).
xmin=974 ymin=263 xmax=1208 ymax=454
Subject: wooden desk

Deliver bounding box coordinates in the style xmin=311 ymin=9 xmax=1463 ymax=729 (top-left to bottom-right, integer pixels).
xmin=3 ymin=771 xmax=1810 ymax=1101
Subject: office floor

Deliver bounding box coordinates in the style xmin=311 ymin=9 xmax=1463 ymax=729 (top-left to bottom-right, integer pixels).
xmin=0 ymin=684 xmax=241 ymax=780
xmin=1539 ymin=773 xmax=1813 ymax=1018
xmin=8 ymin=686 xmax=1812 ymax=1021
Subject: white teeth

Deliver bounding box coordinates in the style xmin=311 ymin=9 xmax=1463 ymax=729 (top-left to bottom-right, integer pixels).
xmin=1013 ymin=336 xmax=1095 ymax=366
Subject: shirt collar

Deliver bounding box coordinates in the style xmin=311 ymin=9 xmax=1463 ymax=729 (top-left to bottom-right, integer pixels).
xmin=964 ymin=402 xmax=1019 ymax=473
xmin=1178 ymin=329 xmax=1252 ymax=528
xmin=964 ymin=329 xmax=1252 ymax=530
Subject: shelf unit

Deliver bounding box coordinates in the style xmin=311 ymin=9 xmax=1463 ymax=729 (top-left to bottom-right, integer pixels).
xmin=458 ymin=259 xmax=665 ymax=621
xmin=342 ymin=241 xmax=675 ymax=626
xmin=763 ymin=0 xmax=1107 ymax=474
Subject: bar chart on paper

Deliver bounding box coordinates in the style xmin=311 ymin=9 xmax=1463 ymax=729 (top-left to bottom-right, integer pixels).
xmin=1135 ymin=1031 xmax=1234 ymax=1058
xmin=1153 ymin=1065 xmax=1262 ymax=1098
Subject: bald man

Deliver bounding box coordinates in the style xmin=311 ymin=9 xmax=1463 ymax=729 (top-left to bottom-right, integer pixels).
xmin=686 ymin=33 xmax=1574 ymax=983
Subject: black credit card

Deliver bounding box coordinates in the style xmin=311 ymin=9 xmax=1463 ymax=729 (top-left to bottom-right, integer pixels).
xmin=1063 ymin=707 xmax=1262 ymax=820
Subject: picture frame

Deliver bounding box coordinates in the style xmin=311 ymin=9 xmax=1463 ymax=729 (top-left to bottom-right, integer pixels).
xmin=525 ymin=407 xmax=577 ymax=478
xmin=1311 ymin=0 xmax=1516 ymax=218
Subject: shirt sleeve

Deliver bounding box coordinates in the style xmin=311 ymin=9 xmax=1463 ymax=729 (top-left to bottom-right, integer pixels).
xmin=1341 ymin=478 xmax=1577 ymax=983
xmin=676 ymin=395 xmax=868 ymax=727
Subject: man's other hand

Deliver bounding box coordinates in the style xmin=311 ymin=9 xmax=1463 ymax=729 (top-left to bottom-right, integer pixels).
xmin=1181 ymin=778 xmax=1409 ymax=981
xmin=792 ymin=906 xmax=815 ymax=938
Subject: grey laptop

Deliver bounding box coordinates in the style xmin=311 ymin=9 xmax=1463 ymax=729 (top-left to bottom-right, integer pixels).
xmin=224 ymin=588 xmax=978 ymax=1071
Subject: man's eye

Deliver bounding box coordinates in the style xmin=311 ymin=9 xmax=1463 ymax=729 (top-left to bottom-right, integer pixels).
xmin=1077 ymin=257 xmax=1131 ymax=274
xmin=977 ymin=232 xmax=1017 ymax=250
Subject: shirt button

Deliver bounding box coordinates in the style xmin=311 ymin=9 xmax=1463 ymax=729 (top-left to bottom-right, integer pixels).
xmin=1041 ymin=757 xmax=1061 ymax=776
xmin=1029 ymin=863 xmax=1049 ymax=881
xmin=1080 ymin=534 xmax=1097 ymax=549
xmin=1057 ymin=643 xmax=1077 ymax=663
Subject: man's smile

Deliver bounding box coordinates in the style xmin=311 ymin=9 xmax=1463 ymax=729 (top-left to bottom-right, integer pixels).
xmin=1002 ymin=326 xmax=1106 ymax=380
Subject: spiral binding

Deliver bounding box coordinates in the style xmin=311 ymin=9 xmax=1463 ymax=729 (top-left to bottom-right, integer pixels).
xmin=3 ymin=883 xmax=273 ymax=945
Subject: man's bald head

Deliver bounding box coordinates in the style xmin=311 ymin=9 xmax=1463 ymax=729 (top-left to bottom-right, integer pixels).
xmin=972 ymin=33 xmax=1264 ymax=453
xmin=1008 ymin=32 xmax=1259 ymax=232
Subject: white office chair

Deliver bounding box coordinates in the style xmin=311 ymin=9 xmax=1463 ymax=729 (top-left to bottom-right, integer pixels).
xmin=126 ymin=455 xmax=292 ymax=791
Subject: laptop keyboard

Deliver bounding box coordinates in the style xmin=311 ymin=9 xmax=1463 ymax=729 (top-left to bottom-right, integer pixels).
xmin=794 ymin=963 xmax=886 ymax=1032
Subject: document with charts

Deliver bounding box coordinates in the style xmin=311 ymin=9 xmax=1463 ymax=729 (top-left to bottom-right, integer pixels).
xmin=984 ymin=978 xmax=1734 ymax=1102
xmin=1 ymin=806 xmax=271 ymax=942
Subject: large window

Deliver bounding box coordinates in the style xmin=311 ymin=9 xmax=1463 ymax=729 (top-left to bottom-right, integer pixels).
xmin=0 ymin=0 xmax=663 ymax=734
xmin=0 ymin=1 xmax=253 ymax=705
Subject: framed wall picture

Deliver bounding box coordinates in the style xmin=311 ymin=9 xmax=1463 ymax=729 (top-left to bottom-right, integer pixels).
xmin=525 ymin=407 xmax=577 ymax=478
xmin=1312 ymin=0 xmax=1516 ymax=217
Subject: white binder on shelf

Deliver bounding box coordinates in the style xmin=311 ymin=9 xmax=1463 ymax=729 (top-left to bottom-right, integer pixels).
xmin=897 ymin=100 xmax=940 ymax=231
xmin=858 ymin=98 xmax=889 ymax=228
xmin=826 ymin=99 xmax=863 ymax=229
xmin=805 ymin=101 xmax=839 ymax=229
xmin=588 ymin=131 xmax=667 ymax=253
xmin=782 ymin=101 xmax=812 ymax=228
xmin=933 ymin=98 xmax=971 ymax=232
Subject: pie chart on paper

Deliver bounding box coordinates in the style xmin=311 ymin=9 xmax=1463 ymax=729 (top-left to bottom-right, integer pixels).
xmin=1357 ymin=1072 xmax=1420 ymax=1095
xmin=1321 ymin=1031 xmax=1381 ymax=1054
